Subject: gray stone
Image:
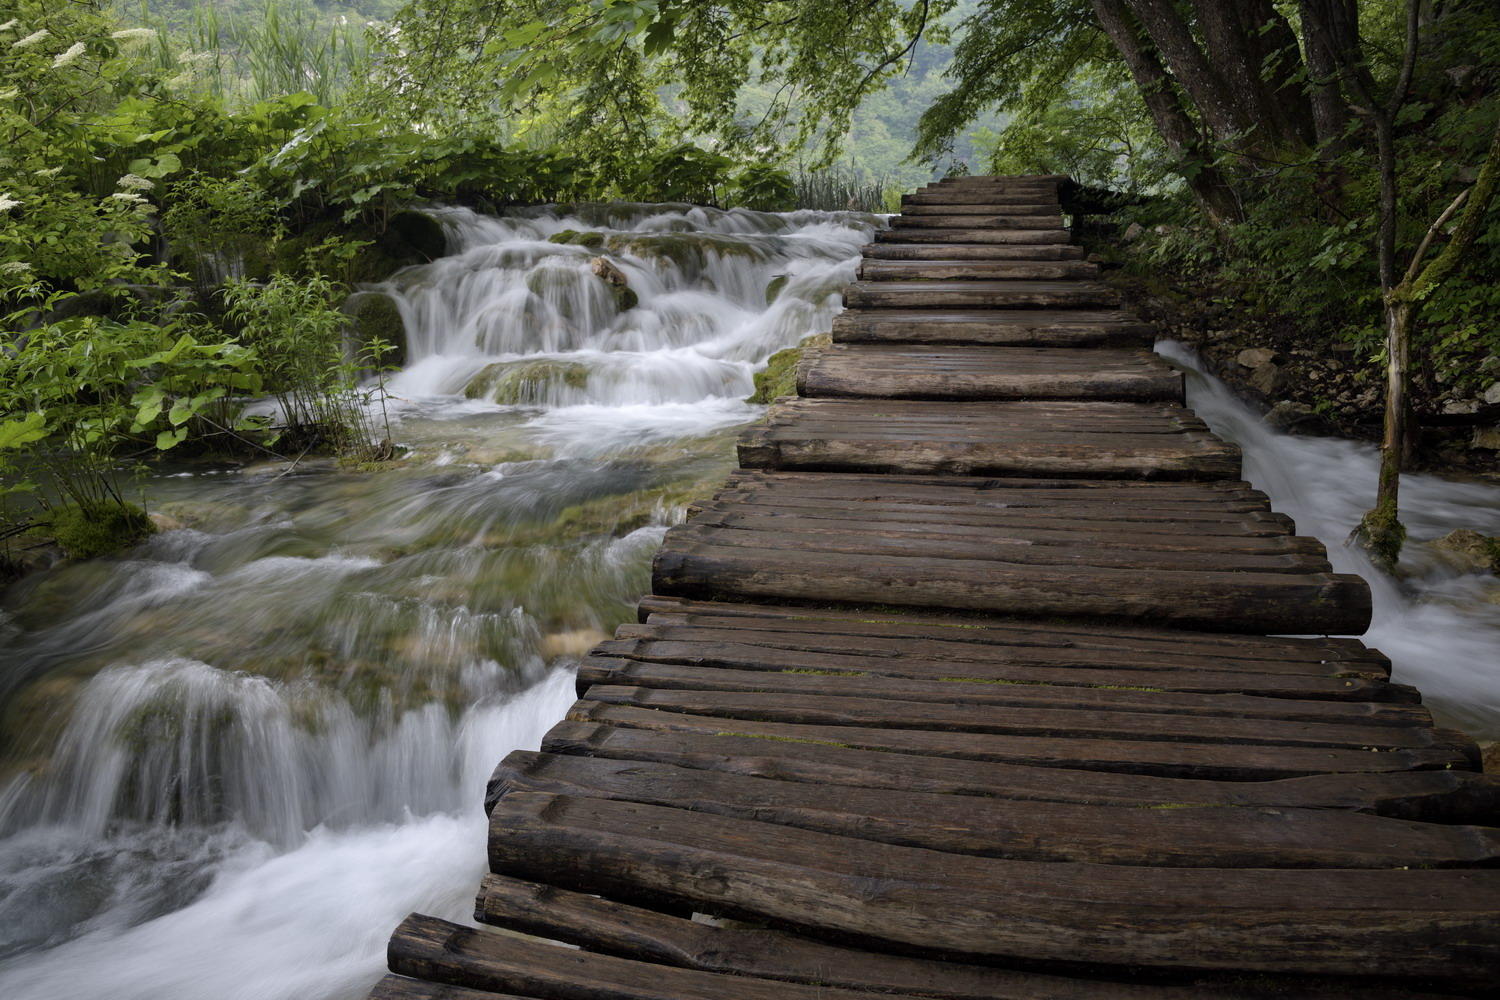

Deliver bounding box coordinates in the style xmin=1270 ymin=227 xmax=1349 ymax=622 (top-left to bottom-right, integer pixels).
xmin=1429 ymin=529 xmax=1500 ymax=575
xmin=1473 ymin=425 xmax=1500 ymax=450
xmin=1236 ymin=347 xmax=1276 ymax=368
xmin=1442 ymin=399 xmax=1480 ymax=416
xmin=1482 ymin=382 xmax=1500 ymax=405
xmin=1123 ymin=222 xmax=1144 ymax=241
xmin=1264 ymin=401 xmax=1335 ymax=436
xmin=1248 ymin=362 xmax=1286 ymax=396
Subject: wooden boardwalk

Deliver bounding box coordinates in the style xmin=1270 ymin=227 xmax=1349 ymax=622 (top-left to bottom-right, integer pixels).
xmin=372 ymin=175 xmax=1500 ymax=998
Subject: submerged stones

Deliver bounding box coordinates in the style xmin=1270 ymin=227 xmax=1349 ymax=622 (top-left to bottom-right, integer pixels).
xmin=1430 ymin=529 xmax=1500 ymax=575
xmin=589 ymin=256 xmax=638 ymax=312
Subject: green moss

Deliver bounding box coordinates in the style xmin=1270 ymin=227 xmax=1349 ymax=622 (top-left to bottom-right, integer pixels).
xmin=342 ymin=290 xmax=408 ymax=368
xmin=547 ymin=229 xmax=606 ymax=248
xmin=45 ymin=501 xmax=156 ymax=560
xmin=465 ymin=359 xmax=592 ymax=404
xmin=748 ymin=332 xmax=830 ymax=404
xmin=1352 ymin=499 xmax=1406 ymax=571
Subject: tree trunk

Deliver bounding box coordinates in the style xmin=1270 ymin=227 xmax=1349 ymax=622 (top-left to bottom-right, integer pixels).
xmin=1240 ymin=0 xmax=1317 ymax=147
xmin=1091 ymin=0 xmax=1242 ymax=224
xmin=1299 ymin=0 xmax=1354 ymax=151
xmin=1122 ymin=0 xmax=1251 ymax=150
xmin=1195 ymin=0 xmax=1312 ymax=155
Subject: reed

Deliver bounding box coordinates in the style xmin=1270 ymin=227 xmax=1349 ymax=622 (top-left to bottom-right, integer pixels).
xmin=792 ymin=166 xmax=899 ymax=213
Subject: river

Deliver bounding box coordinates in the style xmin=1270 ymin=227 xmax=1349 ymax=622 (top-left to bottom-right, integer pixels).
xmin=0 ymin=206 xmax=1496 ymax=1000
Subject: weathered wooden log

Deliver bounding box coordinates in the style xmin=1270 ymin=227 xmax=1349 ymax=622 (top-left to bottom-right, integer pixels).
xmin=565 ymin=702 xmax=1470 ymax=780
xmin=633 ymin=591 xmax=1387 ymax=668
xmin=900 ymin=201 xmax=1062 ymax=216
xmin=368 ymin=974 xmax=529 ymax=1000
xmin=574 ymin=657 xmax=1427 ymax=726
xmin=902 ymin=191 xmax=1063 ymax=207
xmin=845 ymin=279 xmax=1116 ymax=308
xmin=890 ymin=214 xmax=1067 ymax=229
xmin=580 ymin=685 xmax=1463 ymax=753
xmin=484 ymin=793 xmax=1500 ymax=981
xmin=489 ymin=752 xmax=1500 ymax=868
xmin=862 ymin=242 xmax=1087 ymax=260
xmin=857 ymin=259 xmax=1098 ymax=281
xmin=831 ymin=308 xmax=1153 ymax=346
xmin=387 ymin=912 xmax=920 ymax=1000
xmin=802 ymin=343 xmax=1177 ymax=400
xmin=539 ymin=721 xmax=1500 ymax=823
xmin=873 ymin=228 xmax=1072 ymax=245
xmin=471 ymin=873 xmax=1228 ymax=999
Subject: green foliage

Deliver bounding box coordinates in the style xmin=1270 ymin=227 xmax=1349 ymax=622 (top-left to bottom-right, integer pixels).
xmin=45 ymin=501 xmax=156 ymax=559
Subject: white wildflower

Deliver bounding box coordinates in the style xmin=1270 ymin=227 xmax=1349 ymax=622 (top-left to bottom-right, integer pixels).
xmin=0 ymin=88 xmax=18 ymax=100
xmin=110 ymin=191 xmax=147 ymax=205
xmin=116 ymin=173 xmax=155 ymax=191
xmin=1 ymin=261 xmax=33 ymax=275
xmin=110 ymin=28 xmax=157 ymax=44
xmin=33 ymin=166 xmax=62 ymax=177
xmin=0 ymin=193 xmax=20 ymax=212
xmin=11 ymin=28 xmax=49 ymax=49
xmin=0 ymin=20 xmax=18 ymax=32
xmin=52 ymin=41 xmax=86 ymax=68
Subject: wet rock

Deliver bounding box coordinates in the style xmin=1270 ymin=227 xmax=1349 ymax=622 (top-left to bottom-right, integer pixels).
xmin=548 ymin=230 xmax=606 ymax=248
xmin=1429 ymin=529 xmax=1500 ymax=574
xmin=1483 ymin=383 xmax=1500 ymax=406
xmin=342 ymin=290 xmax=407 ymax=368
xmin=1481 ymin=741 xmax=1500 ymax=774
xmin=465 ymin=359 xmax=591 ymax=405
xmin=1248 ymin=361 xmax=1286 ymax=396
xmin=382 ymin=210 xmax=447 ymax=262
xmin=590 ymin=256 xmax=638 ymax=312
xmin=1443 ymin=399 xmax=1480 ymax=416
xmin=540 ymin=629 xmax=608 ymax=659
xmin=147 ymin=512 xmax=187 ymax=533
xmin=1473 ymin=426 xmax=1500 ymax=450
xmin=1264 ymin=401 xmax=1335 ymax=436
xmin=1235 ymin=347 xmax=1276 ymax=368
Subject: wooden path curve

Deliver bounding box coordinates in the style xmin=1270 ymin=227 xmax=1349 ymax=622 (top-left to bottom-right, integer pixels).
xmin=372 ymin=175 xmax=1500 ymax=998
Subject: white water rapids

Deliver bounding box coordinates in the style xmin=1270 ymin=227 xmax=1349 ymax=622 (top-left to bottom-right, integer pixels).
xmin=0 ymin=206 xmax=1495 ymax=1000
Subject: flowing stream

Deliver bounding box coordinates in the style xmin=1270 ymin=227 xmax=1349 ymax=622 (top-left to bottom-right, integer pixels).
xmin=0 ymin=208 xmax=1495 ymax=1000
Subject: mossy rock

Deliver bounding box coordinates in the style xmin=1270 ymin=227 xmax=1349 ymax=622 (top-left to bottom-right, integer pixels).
xmin=45 ymin=501 xmax=155 ymax=560
xmin=465 ymin=359 xmax=592 ymax=404
xmin=748 ymin=332 xmax=830 ymax=404
xmin=605 ymin=232 xmax=768 ymax=273
xmin=548 ymin=230 xmax=607 ymax=248
xmin=343 ymin=290 xmax=408 ymax=368
xmin=382 ymin=210 xmax=448 ymax=262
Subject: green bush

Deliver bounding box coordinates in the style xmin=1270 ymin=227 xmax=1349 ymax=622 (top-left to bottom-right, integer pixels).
xmin=46 ymin=501 xmax=156 ymax=560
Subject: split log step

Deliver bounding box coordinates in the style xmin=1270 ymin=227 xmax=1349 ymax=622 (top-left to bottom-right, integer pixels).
xmin=798 ymin=344 xmax=1182 ymax=401
xmin=873 ymin=227 xmax=1072 ymax=244
xmin=857 ymin=259 xmax=1098 ymax=280
xmin=900 ymin=201 xmax=1061 ymax=215
xmin=486 ymin=793 xmax=1500 ymax=981
xmin=472 ymin=873 xmax=1257 ymax=999
xmin=738 ymin=398 xmax=1243 ymax=480
xmin=490 ymin=752 xmax=1500 ymax=868
xmin=368 ymin=974 xmax=523 ymax=1000
xmin=844 ymin=280 xmax=1118 ymax=309
xmin=566 ymin=701 xmax=1466 ymax=781
xmin=890 ymin=214 xmax=1066 ymax=229
xmin=861 ymin=242 xmax=1087 ymax=260
xmin=902 ymin=191 xmax=1063 ymax=207
xmin=831 ymin=308 xmax=1154 ymax=346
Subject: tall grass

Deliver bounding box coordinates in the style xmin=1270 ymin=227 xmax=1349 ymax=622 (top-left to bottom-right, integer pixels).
xmin=137 ymin=0 xmax=372 ymax=105
xmin=793 ymin=166 xmax=900 ymax=213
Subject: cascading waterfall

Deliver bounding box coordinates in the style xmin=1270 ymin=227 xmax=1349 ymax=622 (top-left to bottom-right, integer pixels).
xmin=0 ymin=203 xmax=876 ymax=1000
xmin=0 ymin=202 xmax=1495 ymax=1000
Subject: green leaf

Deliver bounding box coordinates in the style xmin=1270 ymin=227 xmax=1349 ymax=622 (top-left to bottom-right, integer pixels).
xmin=0 ymin=412 xmax=48 ymax=450
xmin=155 ymin=427 xmax=189 ymax=450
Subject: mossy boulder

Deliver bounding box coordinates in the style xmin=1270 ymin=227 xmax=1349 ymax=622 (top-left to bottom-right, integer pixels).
xmin=748 ymin=332 xmax=829 ymax=404
xmin=1431 ymin=529 xmax=1500 ymax=574
xmin=381 ymin=210 xmax=448 ymax=262
xmin=45 ymin=502 xmax=155 ymax=560
xmin=465 ymin=359 xmax=592 ymax=405
xmin=548 ymin=229 xmax=607 ymax=248
xmin=343 ymin=290 xmax=408 ymax=369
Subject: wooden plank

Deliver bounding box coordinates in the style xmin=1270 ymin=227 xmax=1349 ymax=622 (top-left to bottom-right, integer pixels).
xmin=844 ymin=279 xmax=1117 ymax=308
xmin=580 ymin=685 xmax=1463 ymax=752
xmin=490 ymin=752 xmax=1500 ymax=868
xmin=486 ymin=793 xmax=1500 ymax=981
xmin=388 ymin=913 xmax=923 ymax=1000
xmin=540 ymin=721 xmax=1500 ymax=823
xmin=889 ymin=214 xmax=1067 ymax=229
xmin=873 ymin=228 xmax=1072 ymax=245
xmin=738 ymin=400 xmax=1241 ymax=480
xmin=831 ymin=308 xmax=1153 ymax=346
xmin=899 ymin=202 xmax=1063 ymax=216
xmin=862 ymin=242 xmax=1087 ymax=260
xmin=804 ymin=344 xmax=1176 ymax=401
xmin=472 ymin=873 xmax=1231 ymax=1000
xmin=857 ymin=259 xmax=1098 ymax=280
xmin=369 ymin=974 xmax=528 ymax=1000
xmin=902 ymin=192 xmax=1063 ymax=207
xmin=798 ymin=344 xmax=1180 ymax=401
xmin=574 ymin=657 xmax=1429 ymax=726
xmin=633 ymin=593 xmax=1387 ymax=667
xmin=566 ymin=702 xmax=1471 ymax=780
